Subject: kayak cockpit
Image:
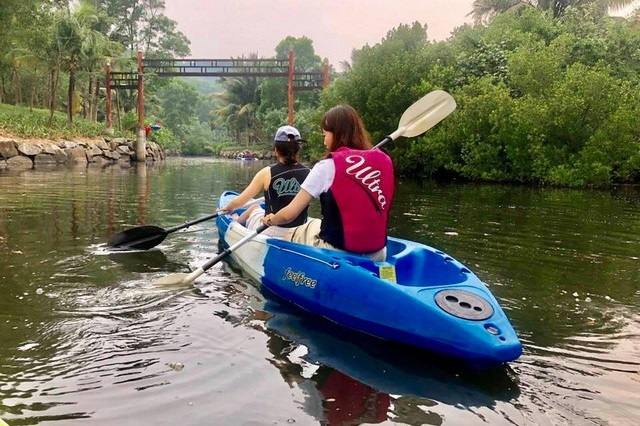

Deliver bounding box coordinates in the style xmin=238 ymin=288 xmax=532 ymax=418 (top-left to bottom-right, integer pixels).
xmin=386 ymin=238 xmax=473 ymax=287
xmin=301 ymin=237 xmax=476 ymax=288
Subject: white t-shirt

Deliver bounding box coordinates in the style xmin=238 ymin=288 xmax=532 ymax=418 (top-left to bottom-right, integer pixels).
xmin=300 ymin=158 xmax=335 ymax=198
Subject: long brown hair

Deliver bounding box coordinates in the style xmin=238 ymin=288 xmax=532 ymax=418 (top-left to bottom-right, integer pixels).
xmin=322 ymin=105 xmax=372 ymax=151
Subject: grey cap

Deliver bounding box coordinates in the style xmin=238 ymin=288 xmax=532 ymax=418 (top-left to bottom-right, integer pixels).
xmin=274 ymin=125 xmax=301 ymax=142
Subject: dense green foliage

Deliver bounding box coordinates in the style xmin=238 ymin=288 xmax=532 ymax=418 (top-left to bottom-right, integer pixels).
xmin=319 ymin=6 xmax=640 ymax=187
xmin=2 ymin=1 xmax=639 ymax=187
xmin=0 ymin=0 xmax=190 ymax=136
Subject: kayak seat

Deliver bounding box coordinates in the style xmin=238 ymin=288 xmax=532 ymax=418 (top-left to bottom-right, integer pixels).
xmin=388 ymin=241 xmax=470 ymax=287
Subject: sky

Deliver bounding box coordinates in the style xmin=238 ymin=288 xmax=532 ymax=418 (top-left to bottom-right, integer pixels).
xmin=163 ymin=0 xmax=477 ymax=66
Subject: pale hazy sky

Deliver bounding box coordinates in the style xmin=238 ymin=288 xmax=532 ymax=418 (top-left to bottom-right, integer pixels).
xmin=164 ymin=0 xmax=476 ymax=66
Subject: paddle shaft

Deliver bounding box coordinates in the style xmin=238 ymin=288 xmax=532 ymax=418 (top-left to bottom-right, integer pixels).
xmin=181 ymin=224 xmax=269 ymax=283
xmin=108 ymin=197 xmax=265 ymax=250
xmin=166 ymin=197 xmax=265 ymax=233
xmin=165 ymin=212 xmax=220 ymax=233
xmin=374 ymin=136 xmax=393 ymax=149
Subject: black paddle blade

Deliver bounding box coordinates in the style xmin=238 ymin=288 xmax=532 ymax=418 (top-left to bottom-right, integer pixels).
xmin=107 ymin=225 xmax=168 ymax=250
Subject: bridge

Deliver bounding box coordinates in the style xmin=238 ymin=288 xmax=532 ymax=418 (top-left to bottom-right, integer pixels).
xmin=109 ymin=58 xmax=327 ymax=90
xmin=106 ymin=51 xmax=329 ymax=160
xmin=106 ymin=51 xmax=330 ymax=161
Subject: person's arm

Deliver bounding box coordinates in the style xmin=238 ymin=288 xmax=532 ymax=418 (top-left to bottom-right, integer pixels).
xmin=232 ymin=204 xmax=259 ymax=225
xmin=262 ymin=189 xmax=313 ymax=226
xmin=220 ymin=167 xmax=269 ymax=213
xmin=261 ymin=159 xmax=333 ymax=226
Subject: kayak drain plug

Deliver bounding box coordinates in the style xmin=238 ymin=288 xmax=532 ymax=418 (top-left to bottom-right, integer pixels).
xmin=434 ymin=289 xmax=494 ymax=321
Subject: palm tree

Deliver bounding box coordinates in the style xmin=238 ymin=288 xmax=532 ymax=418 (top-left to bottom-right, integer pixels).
xmin=212 ymin=55 xmax=263 ymax=145
xmin=632 ymin=5 xmax=640 ymax=23
xmin=54 ymin=0 xmax=116 ymax=125
xmin=469 ymin=0 xmax=526 ymax=23
xmin=469 ymin=0 xmax=639 ymax=22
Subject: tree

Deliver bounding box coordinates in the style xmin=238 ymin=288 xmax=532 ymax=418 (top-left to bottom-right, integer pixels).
xmin=213 ymin=55 xmax=263 ymax=145
xmin=54 ymin=1 xmax=117 ymax=125
xmin=0 ymin=0 xmax=55 ymax=105
xmin=321 ymin=22 xmax=432 ymax=140
xmin=95 ymin=0 xmax=190 ymax=129
xmin=156 ymin=79 xmax=200 ymax=139
xmin=260 ymin=36 xmax=324 ymax=111
xmin=469 ymin=0 xmax=527 ymax=23
xmin=98 ymin=0 xmax=190 ymax=57
xmin=470 ymin=0 xmax=639 ymax=21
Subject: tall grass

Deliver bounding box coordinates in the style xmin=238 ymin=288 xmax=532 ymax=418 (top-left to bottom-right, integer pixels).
xmin=0 ymin=104 xmax=109 ymax=140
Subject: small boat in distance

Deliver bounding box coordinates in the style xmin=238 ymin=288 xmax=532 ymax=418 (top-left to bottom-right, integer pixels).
xmin=237 ymin=151 xmax=257 ymax=161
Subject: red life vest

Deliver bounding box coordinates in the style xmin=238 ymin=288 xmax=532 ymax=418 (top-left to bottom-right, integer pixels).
xmin=320 ymin=147 xmax=394 ymax=253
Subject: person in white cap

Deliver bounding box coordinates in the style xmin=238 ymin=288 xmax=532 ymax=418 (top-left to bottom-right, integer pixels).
xmin=219 ymin=125 xmax=310 ymax=237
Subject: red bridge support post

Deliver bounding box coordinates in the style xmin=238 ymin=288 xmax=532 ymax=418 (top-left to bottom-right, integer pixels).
xmin=135 ymin=51 xmax=146 ymax=162
xmin=105 ymin=62 xmax=113 ymax=134
xmin=288 ymin=49 xmax=294 ymax=125
xmin=323 ymin=59 xmax=329 ymax=89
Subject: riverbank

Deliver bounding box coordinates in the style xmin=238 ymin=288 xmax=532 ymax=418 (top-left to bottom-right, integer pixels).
xmin=0 ymin=133 xmax=165 ymax=170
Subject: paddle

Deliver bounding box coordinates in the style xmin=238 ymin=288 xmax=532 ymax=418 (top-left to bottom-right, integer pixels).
xmin=152 ymin=89 xmax=456 ymax=286
xmin=375 ymin=89 xmax=456 ymax=148
xmin=107 ymin=197 xmax=264 ymax=251
xmin=154 ymin=224 xmax=269 ymax=285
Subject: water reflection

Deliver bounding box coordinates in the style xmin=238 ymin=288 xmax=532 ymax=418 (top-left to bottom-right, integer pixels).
xmin=135 ymin=162 xmax=150 ymax=225
xmin=211 ymin=269 xmax=521 ymax=425
xmin=264 ymin=307 xmax=521 ymax=425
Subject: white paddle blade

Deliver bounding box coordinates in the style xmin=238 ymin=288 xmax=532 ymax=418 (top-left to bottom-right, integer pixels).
xmin=397 ymin=90 xmax=456 ymax=138
xmin=152 ymin=225 xmax=265 ymax=287
xmin=154 ymin=272 xmax=191 ymax=286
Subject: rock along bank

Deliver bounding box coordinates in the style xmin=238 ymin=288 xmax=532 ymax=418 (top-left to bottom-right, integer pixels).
xmin=0 ymin=136 xmax=164 ymax=170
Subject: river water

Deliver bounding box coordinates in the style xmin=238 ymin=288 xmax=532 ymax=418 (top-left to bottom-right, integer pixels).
xmin=0 ymin=158 xmax=638 ymax=426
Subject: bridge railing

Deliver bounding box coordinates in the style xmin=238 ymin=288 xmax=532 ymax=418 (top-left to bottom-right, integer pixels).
xmin=143 ymin=58 xmax=290 ymax=77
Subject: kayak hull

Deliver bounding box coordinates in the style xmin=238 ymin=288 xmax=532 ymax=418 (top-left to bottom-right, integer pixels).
xmin=216 ymin=191 xmax=522 ymax=365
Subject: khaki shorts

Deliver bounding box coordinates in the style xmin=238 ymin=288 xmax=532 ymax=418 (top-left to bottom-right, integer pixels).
xmin=285 ymin=218 xmax=387 ymax=262
xmin=245 ymin=208 xmax=291 ymax=238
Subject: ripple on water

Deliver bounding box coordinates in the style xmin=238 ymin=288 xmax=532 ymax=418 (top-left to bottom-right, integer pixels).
xmin=513 ymin=311 xmax=640 ymax=426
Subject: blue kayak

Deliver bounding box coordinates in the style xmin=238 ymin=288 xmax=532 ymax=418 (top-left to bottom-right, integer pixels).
xmin=216 ymin=190 xmax=522 ymax=366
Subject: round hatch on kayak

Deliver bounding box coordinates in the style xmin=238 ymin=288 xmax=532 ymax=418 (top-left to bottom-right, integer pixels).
xmin=434 ymin=289 xmax=494 ymax=320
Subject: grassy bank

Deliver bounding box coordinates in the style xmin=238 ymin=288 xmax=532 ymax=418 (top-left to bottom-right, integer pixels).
xmin=0 ymin=104 xmax=112 ymax=140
